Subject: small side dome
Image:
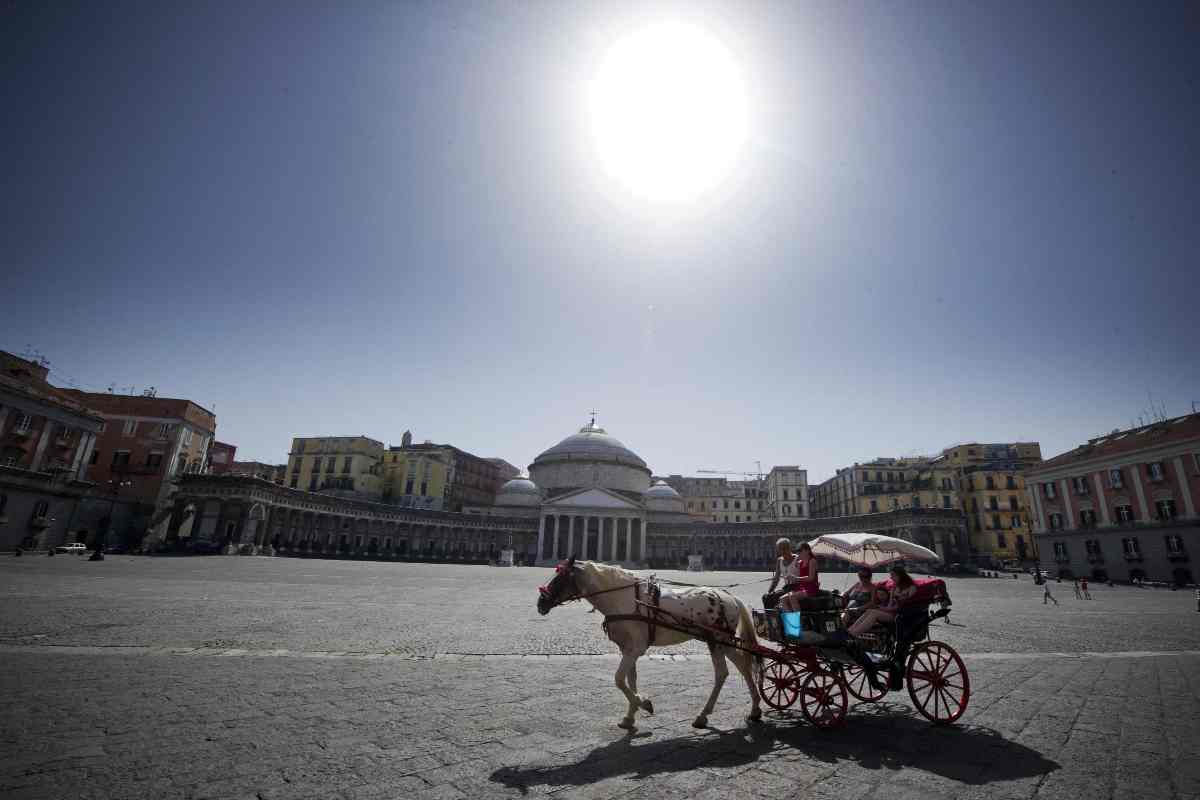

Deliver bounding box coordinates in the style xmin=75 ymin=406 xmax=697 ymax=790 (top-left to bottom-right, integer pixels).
xmin=646 ymin=480 xmax=681 ymax=499
xmin=496 ymin=476 xmax=541 ymax=507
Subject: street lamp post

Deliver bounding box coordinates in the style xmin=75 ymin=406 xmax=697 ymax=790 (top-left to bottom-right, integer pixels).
xmin=90 ymin=474 xmax=132 ymax=561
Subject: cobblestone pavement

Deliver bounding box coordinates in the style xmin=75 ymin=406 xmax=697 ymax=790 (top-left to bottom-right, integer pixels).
xmin=2 ymin=557 xmax=1199 ymax=799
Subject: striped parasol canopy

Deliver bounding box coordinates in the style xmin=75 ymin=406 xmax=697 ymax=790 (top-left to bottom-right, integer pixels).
xmin=808 ymin=532 xmax=942 ymax=568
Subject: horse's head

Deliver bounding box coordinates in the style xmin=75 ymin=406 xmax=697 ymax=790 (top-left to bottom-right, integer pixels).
xmin=537 ymin=556 xmax=579 ymax=615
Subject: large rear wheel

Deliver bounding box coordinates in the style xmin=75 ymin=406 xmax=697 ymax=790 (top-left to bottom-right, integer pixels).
xmin=799 ymin=670 xmax=848 ymax=729
xmin=757 ymin=657 xmax=801 ymax=710
xmin=906 ymin=641 xmax=969 ymax=724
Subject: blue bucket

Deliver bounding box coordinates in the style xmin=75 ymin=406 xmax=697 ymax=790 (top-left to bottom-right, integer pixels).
xmin=781 ymin=611 xmax=803 ymax=639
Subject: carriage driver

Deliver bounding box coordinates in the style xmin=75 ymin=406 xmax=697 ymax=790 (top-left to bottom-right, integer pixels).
xmin=764 ymin=538 xmax=799 ymax=608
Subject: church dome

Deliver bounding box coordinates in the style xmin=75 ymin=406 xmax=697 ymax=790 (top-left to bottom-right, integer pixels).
xmin=496 ymin=476 xmax=541 ymax=507
xmin=532 ymin=423 xmax=647 ymax=469
xmin=646 ymin=480 xmax=681 ymax=498
xmin=529 ymin=420 xmax=652 ymax=494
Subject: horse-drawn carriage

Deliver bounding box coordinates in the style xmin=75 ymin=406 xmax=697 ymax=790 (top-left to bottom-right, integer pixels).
xmin=534 ymin=532 xmax=970 ymax=732
xmin=750 ymin=574 xmax=969 ymax=728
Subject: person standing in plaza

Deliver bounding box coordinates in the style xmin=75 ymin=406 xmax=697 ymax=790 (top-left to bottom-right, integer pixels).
xmin=1073 ymin=578 xmax=1083 ymax=599
xmin=1080 ymin=576 xmax=1091 ymax=599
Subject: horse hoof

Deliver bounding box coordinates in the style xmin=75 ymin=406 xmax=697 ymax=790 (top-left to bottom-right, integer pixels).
xmin=640 ymin=699 xmax=654 ymax=714
xmin=692 ymin=716 xmax=708 ymax=729
xmin=618 ymin=718 xmax=636 ymax=730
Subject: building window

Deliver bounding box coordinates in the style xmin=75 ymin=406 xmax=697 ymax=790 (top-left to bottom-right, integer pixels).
xmin=405 ymin=479 xmax=415 ymax=495
xmin=1155 ymin=499 xmax=1177 ymax=521
xmin=312 ymin=457 xmax=322 ymax=473
xmin=154 ymin=423 xmax=172 ymax=439
xmin=1165 ymin=535 xmax=1185 ymax=555
xmin=734 ymin=500 xmax=741 ymax=510
xmin=111 ymin=451 xmax=131 ymax=468
xmin=1115 ymin=504 xmax=1135 ymax=523
xmin=33 ymin=500 xmax=49 ymax=518
xmin=1109 ymin=468 xmax=1124 ymax=489
xmin=985 ymin=476 xmax=995 ymax=490
xmin=290 ymin=476 xmax=299 ymax=489
xmin=782 ymin=504 xmax=791 ymax=516
xmin=343 ymin=456 xmax=352 ymax=473
xmin=1044 ymin=482 xmax=1057 ymax=499
xmin=12 ymin=413 xmax=33 ymax=433
xmin=992 ymin=513 xmax=1001 ymax=529
xmin=1072 ymin=477 xmax=1090 ymax=495
xmin=1011 ymin=515 xmax=1021 ymax=528
xmin=1006 ymin=476 xmax=1016 ymax=489
xmin=182 ymin=428 xmax=193 ymax=446
xmin=1080 ymin=509 xmax=1097 ymax=529
xmin=911 ymin=496 xmax=921 ymax=509
xmin=869 ymin=500 xmax=878 ymax=513
xmin=989 ymin=497 xmax=999 ymax=511
xmin=1052 ymin=541 xmax=1068 ymax=560
xmin=1009 ymin=496 xmax=1019 ymax=511
xmin=89 ymin=450 xmax=99 ymax=465
xmin=711 ymin=500 xmax=717 ymax=509
xmin=1085 ymin=539 xmax=1102 ymax=556
xmin=723 ymin=500 xmax=729 ymax=509
xmin=1049 ymin=512 xmax=1064 ymax=530
xmin=121 ymin=419 xmax=137 ymax=437
xmin=326 ymin=458 xmax=335 ymax=473
xmin=758 ymin=501 xmax=764 ymax=510
xmin=1121 ymin=537 xmax=1141 ymax=557
xmin=942 ymin=495 xmax=952 ymax=509
xmin=146 ymin=452 xmax=163 ymax=471
xmin=309 ymin=477 xmax=319 ymax=491
xmin=1148 ymin=462 xmax=1165 ymax=481
xmin=996 ymin=532 xmax=1007 ymax=548
xmin=419 ymin=481 xmax=428 ymax=496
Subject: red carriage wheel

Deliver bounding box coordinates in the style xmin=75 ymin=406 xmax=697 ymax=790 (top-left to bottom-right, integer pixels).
xmin=758 ymin=657 xmax=801 ymax=710
xmin=799 ymin=670 xmax=848 ymax=729
xmin=906 ymin=641 xmax=970 ymax=724
xmin=843 ymin=663 xmax=887 ymax=703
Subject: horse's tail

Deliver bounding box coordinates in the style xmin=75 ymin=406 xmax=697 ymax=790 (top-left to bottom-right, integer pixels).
xmin=736 ymin=599 xmax=759 ymax=653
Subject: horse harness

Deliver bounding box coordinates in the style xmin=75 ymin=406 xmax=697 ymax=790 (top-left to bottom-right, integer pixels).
xmin=602 ymin=581 xmax=735 ymax=649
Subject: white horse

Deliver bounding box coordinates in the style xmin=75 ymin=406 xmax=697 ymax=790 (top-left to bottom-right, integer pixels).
xmin=536 ymin=557 xmax=762 ymax=730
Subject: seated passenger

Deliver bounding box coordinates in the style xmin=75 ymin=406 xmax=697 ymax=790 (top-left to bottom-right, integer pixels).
xmin=779 ymin=543 xmax=820 ymax=612
xmin=841 ymin=567 xmax=876 ymax=627
xmin=846 ymin=565 xmax=917 ymax=637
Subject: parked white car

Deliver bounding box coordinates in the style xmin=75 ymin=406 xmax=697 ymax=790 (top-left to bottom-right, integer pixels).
xmin=54 ymin=542 xmax=87 ymax=555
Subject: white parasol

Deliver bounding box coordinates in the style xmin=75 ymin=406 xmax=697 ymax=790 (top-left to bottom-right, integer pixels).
xmin=807 ymin=532 xmax=942 ymax=568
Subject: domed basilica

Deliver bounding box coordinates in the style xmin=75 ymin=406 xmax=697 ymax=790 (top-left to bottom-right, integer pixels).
xmin=489 ymin=419 xmax=690 ymax=565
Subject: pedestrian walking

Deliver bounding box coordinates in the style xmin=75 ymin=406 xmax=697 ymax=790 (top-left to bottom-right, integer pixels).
xmin=1081 ymin=576 xmax=1091 ymax=600
xmin=1073 ymin=578 xmax=1083 ymax=599
xmin=1043 ymin=581 xmax=1058 ymax=605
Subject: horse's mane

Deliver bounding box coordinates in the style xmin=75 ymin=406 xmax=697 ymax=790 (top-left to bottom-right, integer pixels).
xmin=580 ymin=560 xmax=636 ymax=591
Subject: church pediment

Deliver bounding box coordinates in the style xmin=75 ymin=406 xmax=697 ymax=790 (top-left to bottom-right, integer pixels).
xmin=543 ymin=487 xmax=643 ymax=510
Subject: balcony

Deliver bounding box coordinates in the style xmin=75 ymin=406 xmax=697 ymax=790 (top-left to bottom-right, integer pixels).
xmin=1054 ymin=556 xmax=1071 ymax=564
xmin=1167 ymin=552 xmax=1189 ymax=563
xmin=1123 ymin=552 xmax=1144 ymax=562
xmin=29 ymin=515 xmax=51 ymax=529
xmin=1086 ymin=554 xmax=1105 ymax=564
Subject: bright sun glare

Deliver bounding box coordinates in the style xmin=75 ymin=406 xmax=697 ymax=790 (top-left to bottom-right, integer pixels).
xmin=589 ymin=23 xmax=746 ymax=204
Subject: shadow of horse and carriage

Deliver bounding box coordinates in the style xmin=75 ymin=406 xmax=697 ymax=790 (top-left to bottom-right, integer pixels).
xmin=490 ymin=708 xmax=1060 ymax=794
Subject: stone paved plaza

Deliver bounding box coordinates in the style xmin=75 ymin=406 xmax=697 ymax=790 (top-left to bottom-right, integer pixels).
xmin=2 ymin=557 xmax=1199 ymax=799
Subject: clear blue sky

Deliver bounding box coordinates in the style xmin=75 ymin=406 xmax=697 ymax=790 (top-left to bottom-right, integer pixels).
xmin=4 ymin=1 xmax=1197 ymax=481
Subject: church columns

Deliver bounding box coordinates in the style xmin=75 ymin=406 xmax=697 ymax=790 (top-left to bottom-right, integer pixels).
xmin=537 ymin=516 xmax=546 ymax=562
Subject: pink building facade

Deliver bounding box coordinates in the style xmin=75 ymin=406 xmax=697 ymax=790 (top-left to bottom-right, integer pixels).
xmin=1026 ymin=413 xmax=1200 ymax=585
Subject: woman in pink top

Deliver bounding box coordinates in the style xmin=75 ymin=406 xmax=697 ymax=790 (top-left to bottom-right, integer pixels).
xmin=780 ymin=543 xmax=820 ymax=611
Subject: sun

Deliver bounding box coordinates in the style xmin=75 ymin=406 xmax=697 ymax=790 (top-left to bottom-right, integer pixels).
xmin=588 ymin=23 xmax=747 ymax=204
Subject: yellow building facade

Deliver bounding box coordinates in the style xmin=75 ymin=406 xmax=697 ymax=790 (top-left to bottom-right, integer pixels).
xmin=812 ymin=457 xmax=960 ymax=518
xmin=940 ymin=442 xmax=1042 ymax=565
xmin=285 ymin=436 xmax=383 ymax=500
xmin=381 ymin=446 xmax=452 ymax=510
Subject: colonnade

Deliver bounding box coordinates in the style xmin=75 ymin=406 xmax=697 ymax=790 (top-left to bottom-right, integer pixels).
xmin=536 ymin=514 xmax=645 ymax=563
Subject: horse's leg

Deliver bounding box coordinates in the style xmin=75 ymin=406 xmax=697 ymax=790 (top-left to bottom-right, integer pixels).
xmin=627 ymin=660 xmax=654 ymax=715
xmin=694 ymin=644 xmax=729 ymax=729
xmin=615 ymin=652 xmax=641 ymax=729
xmin=730 ymin=650 xmax=762 ymax=723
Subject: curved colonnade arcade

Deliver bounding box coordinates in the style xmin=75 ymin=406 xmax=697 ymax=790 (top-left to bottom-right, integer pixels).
xmin=163 ymin=475 xmax=968 ymax=569
xmin=165 ymin=475 xmax=538 ymax=562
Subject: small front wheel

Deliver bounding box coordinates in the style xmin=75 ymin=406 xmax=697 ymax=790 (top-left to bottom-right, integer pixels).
xmin=843 ymin=663 xmax=887 ymax=703
xmin=758 ymin=657 xmax=801 ymax=710
xmin=799 ymin=670 xmax=848 ymax=729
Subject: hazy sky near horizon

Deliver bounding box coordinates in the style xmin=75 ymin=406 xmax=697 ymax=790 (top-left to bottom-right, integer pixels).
xmin=4 ymin=1 xmax=1198 ymax=481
